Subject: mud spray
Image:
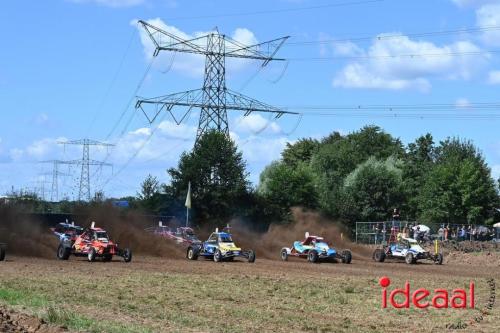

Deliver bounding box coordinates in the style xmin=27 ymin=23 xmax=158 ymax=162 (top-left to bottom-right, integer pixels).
xmin=0 ymin=206 xmax=58 ymax=258
xmin=72 ymin=205 xmax=185 ymax=258
xmin=230 ymin=207 xmax=373 ymax=260
xmin=0 ymin=205 xmax=185 ymax=259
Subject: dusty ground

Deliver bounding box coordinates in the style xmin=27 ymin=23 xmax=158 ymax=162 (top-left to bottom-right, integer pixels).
xmin=0 ymin=253 xmax=498 ymax=333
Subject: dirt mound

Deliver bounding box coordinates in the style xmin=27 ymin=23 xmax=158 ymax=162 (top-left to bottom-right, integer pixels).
xmin=231 ymin=208 xmax=372 ymax=260
xmin=0 ymin=207 xmax=59 ymax=259
xmin=0 ymin=306 xmax=67 ymax=333
xmin=72 ymin=205 xmax=185 ymax=259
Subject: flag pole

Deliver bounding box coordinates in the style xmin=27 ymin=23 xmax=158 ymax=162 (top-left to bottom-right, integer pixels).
xmin=185 ymin=181 xmax=191 ymax=228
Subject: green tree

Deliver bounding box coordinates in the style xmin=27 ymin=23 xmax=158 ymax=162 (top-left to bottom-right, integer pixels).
xmin=281 ymin=138 xmax=320 ymax=167
xmin=418 ymin=138 xmax=498 ymax=224
xmin=402 ymin=134 xmax=436 ymax=219
xmin=310 ymin=126 xmax=404 ymax=216
xmin=258 ymin=161 xmax=318 ymax=221
xmin=167 ymin=130 xmax=250 ymax=225
xmin=340 ymin=157 xmax=404 ymax=225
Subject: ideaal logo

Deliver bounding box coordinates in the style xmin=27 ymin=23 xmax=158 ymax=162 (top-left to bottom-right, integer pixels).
xmin=379 ymin=276 xmax=474 ymax=309
xmin=377 ymin=276 xmax=496 ymax=330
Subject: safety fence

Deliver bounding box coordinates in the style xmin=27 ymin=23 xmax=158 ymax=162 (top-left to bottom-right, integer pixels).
xmin=355 ymin=221 xmax=499 ymax=244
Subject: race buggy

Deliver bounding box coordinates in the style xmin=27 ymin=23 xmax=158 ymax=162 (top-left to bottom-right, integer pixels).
xmin=186 ymin=228 xmax=255 ymax=263
xmin=0 ymin=243 xmax=6 ymax=261
xmin=50 ymin=221 xmax=83 ymax=241
xmin=281 ymin=232 xmax=352 ymax=263
xmin=372 ymin=236 xmax=443 ymax=265
xmin=147 ymin=222 xmax=201 ymax=245
xmin=57 ymin=222 xmax=132 ymax=263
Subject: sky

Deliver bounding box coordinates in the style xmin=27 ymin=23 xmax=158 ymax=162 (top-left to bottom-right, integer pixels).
xmin=2 ymin=0 xmax=500 ymax=199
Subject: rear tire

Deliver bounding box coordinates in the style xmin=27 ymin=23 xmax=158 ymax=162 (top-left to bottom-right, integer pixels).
xmin=57 ymin=245 xmax=70 ymax=260
xmin=88 ymin=248 xmax=96 ymax=262
xmin=435 ymin=253 xmax=443 ymax=265
xmin=122 ymin=248 xmax=132 ymax=263
xmin=247 ymin=250 xmax=256 ymax=263
xmin=308 ymin=250 xmax=319 ymax=263
xmin=341 ymin=250 xmax=352 ymax=264
xmin=187 ymin=247 xmax=199 ymax=260
xmin=373 ymin=249 xmax=386 ymax=262
xmin=405 ymin=252 xmax=415 ymax=265
xmin=0 ymin=247 xmax=5 ymax=262
xmin=280 ymin=248 xmax=288 ymax=261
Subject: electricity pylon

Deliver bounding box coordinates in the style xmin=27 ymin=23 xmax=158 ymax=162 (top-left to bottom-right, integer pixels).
xmin=58 ymin=139 xmax=114 ymax=201
xmin=39 ymin=160 xmax=71 ymax=202
xmin=135 ymin=20 xmax=298 ymax=143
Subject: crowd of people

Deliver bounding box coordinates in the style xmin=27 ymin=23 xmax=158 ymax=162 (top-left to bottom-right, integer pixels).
xmin=371 ymin=209 xmax=498 ymax=244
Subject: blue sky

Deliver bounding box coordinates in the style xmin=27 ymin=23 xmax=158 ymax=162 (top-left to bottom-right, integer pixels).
xmin=2 ymin=0 xmax=500 ymax=199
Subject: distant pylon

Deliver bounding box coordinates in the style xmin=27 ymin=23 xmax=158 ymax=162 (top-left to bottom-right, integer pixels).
xmin=40 ymin=160 xmax=71 ymax=202
xmin=58 ymin=139 xmax=114 ymax=201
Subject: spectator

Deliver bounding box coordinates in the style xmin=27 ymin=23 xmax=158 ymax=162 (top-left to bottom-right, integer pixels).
xmin=444 ymin=224 xmax=449 ymax=241
xmin=460 ymin=225 xmax=466 ymax=241
xmin=472 ymin=227 xmax=477 ymax=241
xmin=438 ymin=225 xmax=444 ymax=241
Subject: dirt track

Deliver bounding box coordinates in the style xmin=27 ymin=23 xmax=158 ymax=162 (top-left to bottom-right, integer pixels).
xmin=2 ymin=253 xmax=498 ymax=280
xmin=1 ymin=254 xmax=499 ymax=333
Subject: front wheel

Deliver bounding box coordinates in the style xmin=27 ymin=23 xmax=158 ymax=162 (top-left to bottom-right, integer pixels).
xmin=57 ymin=245 xmax=70 ymax=260
xmin=88 ymin=248 xmax=96 ymax=262
xmin=213 ymin=249 xmax=222 ymax=262
xmin=373 ymin=249 xmax=385 ymax=262
xmin=405 ymin=252 xmax=415 ymax=265
xmin=187 ymin=247 xmax=199 ymax=260
xmin=247 ymin=250 xmax=256 ymax=263
xmin=280 ymin=249 xmax=288 ymax=261
xmin=308 ymin=250 xmax=319 ymax=263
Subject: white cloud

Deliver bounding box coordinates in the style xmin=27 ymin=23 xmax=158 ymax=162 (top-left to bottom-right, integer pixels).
xmin=134 ymin=18 xmax=260 ymax=77
xmin=69 ymin=0 xmax=146 ymax=7
xmin=476 ymin=4 xmax=500 ymax=46
xmin=491 ymin=164 xmax=500 ymax=180
xmin=451 ymin=0 xmax=500 ymax=7
xmin=455 ymin=97 xmax=472 ymax=109
xmin=233 ymin=114 xmax=282 ymax=135
xmin=488 ymin=70 xmax=500 ymax=83
xmin=332 ymin=34 xmax=488 ymax=91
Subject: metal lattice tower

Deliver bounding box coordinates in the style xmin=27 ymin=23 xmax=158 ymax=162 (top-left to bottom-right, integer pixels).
xmin=40 ymin=160 xmax=71 ymax=202
xmin=58 ymin=139 xmax=114 ymax=201
xmin=135 ymin=21 xmax=298 ymax=143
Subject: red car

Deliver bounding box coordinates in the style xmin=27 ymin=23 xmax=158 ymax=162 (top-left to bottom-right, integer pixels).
xmin=57 ymin=223 xmax=132 ymax=263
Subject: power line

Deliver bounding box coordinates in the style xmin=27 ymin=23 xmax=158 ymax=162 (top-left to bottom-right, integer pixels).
xmin=166 ymin=0 xmax=384 ymax=21
xmin=286 ymin=25 xmax=500 ymax=46
xmin=86 ymin=27 xmax=138 ymax=136
xmin=288 ymin=49 xmax=496 ymax=61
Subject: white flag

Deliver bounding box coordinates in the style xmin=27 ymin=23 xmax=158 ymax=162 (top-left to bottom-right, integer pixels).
xmin=185 ymin=181 xmax=191 ymax=209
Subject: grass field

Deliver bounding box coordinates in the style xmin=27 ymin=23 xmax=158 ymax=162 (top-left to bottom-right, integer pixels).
xmin=0 ymin=255 xmax=498 ymax=333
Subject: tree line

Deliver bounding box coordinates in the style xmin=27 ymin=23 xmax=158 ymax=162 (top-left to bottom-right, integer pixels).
xmin=135 ymin=126 xmax=500 ymax=230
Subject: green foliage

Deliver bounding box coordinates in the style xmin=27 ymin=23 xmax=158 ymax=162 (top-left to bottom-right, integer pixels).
xmin=258 ymin=127 xmax=500 ymax=227
xmin=418 ymin=138 xmax=498 ymax=224
xmin=340 ymin=157 xmax=404 ymax=224
xmin=258 ymin=161 xmax=318 ymax=221
xmin=166 ymin=130 xmax=250 ymax=225
xmin=281 ymin=138 xmax=320 ymax=167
